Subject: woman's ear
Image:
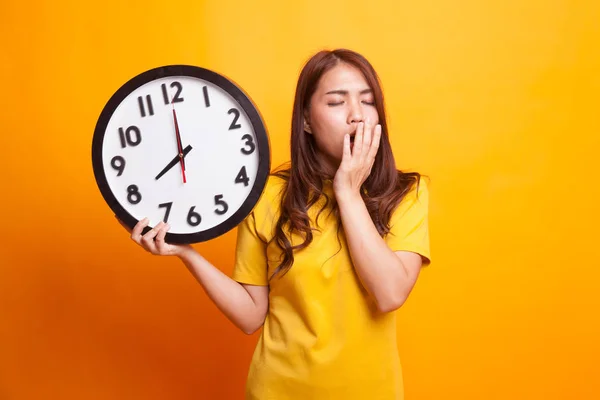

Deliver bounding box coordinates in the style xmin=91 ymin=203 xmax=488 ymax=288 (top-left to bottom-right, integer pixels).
xmin=303 ymin=112 xmax=312 ymax=134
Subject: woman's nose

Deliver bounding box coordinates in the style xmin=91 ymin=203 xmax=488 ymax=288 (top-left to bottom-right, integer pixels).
xmin=348 ymin=101 xmax=364 ymax=124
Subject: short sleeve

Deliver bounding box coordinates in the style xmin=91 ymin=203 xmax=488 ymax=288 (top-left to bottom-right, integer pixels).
xmin=231 ymin=211 xmax=269 ymax=286
xmin=385 ymin=179 xmax=431 ymax=266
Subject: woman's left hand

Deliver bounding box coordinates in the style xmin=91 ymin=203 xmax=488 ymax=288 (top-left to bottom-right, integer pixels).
xmin=333 ymin=119 xmax=382 ymax=198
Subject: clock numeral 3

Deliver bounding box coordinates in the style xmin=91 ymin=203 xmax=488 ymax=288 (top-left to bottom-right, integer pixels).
xmin=111 ymin=156 xmax=126 ymax=176
xmin=240 ymin=134 xmax=256 ymax=155
xmin=138 ymin=95 xmax=154 ymax=117
xmin=127 ymin=185 xmax=142 ymax=205
xmin=118 ymin=126 xmax=142 ymax=148
xmin=214 ymin=194 xmax=229 ymax=215
xmin=235 ymin=166 xmax=250 ymax=187
xmin=159 ymin=202 xmax=173 ymax=222
xmin=187 ymin=206 xmax=202 ymax=227
xmin=161 ymin=82 xmax=184 ymax=104
xmin=228 ymin=108 xmax=241 ymax=130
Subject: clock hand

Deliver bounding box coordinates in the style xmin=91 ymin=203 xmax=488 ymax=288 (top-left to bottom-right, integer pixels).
xmin=155 ymin=145 xmax=193 ymax=180
xmin=171 ymin=104 xmax=187 ymax=183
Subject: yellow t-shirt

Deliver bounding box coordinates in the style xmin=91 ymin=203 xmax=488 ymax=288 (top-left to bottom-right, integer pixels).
xmin=232 ymin=174 xmax=430 ymax=400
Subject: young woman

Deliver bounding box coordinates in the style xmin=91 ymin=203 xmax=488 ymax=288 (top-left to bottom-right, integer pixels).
xmin=124 ymin=49 xmax=430 ymax=399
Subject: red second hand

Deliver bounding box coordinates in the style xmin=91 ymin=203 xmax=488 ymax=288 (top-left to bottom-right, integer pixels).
xmin=172 ymin=104 xmax=187 ymax=183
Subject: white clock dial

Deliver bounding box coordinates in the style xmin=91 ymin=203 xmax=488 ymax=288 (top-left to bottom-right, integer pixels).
xmin=93 ymin=66 xmax=270 ymax=243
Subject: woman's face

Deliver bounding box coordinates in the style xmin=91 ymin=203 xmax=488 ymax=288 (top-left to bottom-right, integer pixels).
xmin=304 ymin=62 xmax=379 ymax=175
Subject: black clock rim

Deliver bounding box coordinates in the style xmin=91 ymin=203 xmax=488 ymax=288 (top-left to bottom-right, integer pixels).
xmin=92 ymin=65 xmax=271 ymax=244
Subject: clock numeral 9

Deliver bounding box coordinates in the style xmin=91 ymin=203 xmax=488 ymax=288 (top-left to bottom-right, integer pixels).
xmin=235 ymin=166 xmax=250 ymax=187
xmin=240 ymin=134 xmax=256 ymax=155
xmin=161 ymin=82 xmax=184 ymax=104
xmin=159 ymin=202 xmax=173 ymax=222
xmin=187 ymin=206 xmax=202 ymax=227
xmin=127 ymin=185 xmax=142 ymax=205
xmin=119 ymin=126 xmax=142 ymax=148
xmin=111 ymin=156 xmax=125 ymax=176
xmin=228 ymin=108 xmax=241 ymax=130
xmin=214 ymin=194 xmax=229 ymax=215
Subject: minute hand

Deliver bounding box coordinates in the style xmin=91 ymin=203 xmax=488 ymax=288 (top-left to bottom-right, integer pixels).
xmin=155 ymin=145 xmax=193 ymax=180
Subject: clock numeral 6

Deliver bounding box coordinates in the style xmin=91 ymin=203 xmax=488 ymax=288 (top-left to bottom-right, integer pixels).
xmin=119 ymin=126 xmax=142 ymax=148
xmin=111 ymin=156 xmax=126 ymax=176
xmin=127 ymin=185 xmax=142 ymax=205
xmin=187 ymin=206 xmax=202 ymax=227
xmin=240 ymin=134 xmax=255 ymax=155
xmin=214 ymin=194 xmax=229 ymax=215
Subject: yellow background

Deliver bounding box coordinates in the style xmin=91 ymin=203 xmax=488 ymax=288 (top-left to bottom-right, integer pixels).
xmin=1 ymin=0 xmax=599 ymax=399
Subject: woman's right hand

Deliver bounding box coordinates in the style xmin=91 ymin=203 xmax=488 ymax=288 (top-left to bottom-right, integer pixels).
xmin=117 ymin=216 xmax=192 ymax=257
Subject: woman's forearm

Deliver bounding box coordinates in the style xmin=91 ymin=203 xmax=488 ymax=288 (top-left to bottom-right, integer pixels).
xmin=336 ymin=193 xmax=412 ymax=312
xmin=178 ymin=247 xmax=266 ymax=333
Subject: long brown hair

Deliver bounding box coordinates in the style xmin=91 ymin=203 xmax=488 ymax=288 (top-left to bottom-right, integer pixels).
xmin=270 ymin=49 xmax=421 ymax=279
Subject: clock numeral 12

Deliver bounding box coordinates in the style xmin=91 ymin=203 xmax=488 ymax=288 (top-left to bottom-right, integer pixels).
xmin=161 ymin=82 xmax=184 ymax=104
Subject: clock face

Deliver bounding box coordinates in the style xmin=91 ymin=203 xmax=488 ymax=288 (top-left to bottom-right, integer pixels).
xmin=92 ymin=65 xmax=270 ymax=243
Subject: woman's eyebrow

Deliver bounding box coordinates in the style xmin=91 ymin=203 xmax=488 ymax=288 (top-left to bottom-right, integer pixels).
xmin=325 ymin=88 xmax=373 ymax=95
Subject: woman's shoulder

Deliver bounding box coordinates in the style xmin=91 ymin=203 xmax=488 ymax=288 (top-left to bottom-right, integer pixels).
xmin=263 ymin=171 xmax=289 ymax=200
xmin=390 ymin=173 xmax=429 ymax=218
xmin=397 ymin=172 xmax=428 ymax=201
xmin=250 ymin=170 xmax=289 ymax=216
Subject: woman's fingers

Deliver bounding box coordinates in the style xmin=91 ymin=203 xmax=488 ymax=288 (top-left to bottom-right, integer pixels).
xmin=124 ymin=217 xmax=177 ymax=256
xmin=366 ymin=124 xmax=382 ymax=166
xmin=154 ymin=223 xmax=171 ymax=254
xmin=131 ymin=217 xmax=150 ymax=243
xmin=141 ymin=220 xmax=166 ymax=254
xmin=353 ymin=122 xmax=364 ymax=157
xmin=361 ymin=119 xmax=373 ymax=161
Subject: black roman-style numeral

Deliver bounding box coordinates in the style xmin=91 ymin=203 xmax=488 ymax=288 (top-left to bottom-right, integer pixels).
xmin=138 ymin=95 xmax=154 ymax=117
xmin=203 ymin=86 xmax=210 ymax=107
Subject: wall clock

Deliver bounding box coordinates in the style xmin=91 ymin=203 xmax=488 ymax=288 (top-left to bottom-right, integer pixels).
xmin=92 ymin=65 xmax=270 ymax=243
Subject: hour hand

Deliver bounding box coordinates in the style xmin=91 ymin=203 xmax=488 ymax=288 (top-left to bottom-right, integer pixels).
xmin=155 ymin=145 xmax=193 ymax=180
